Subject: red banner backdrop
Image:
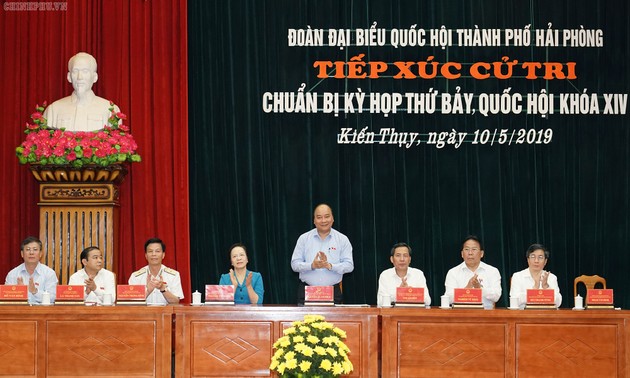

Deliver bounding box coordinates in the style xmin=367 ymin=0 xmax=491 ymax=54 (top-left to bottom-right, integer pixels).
xmin=0 ymin=0 xmax=190 ymax=298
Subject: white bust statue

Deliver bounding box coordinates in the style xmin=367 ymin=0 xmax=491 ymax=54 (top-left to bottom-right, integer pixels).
xmin=43 ymin=52 xmax=120 ymax=132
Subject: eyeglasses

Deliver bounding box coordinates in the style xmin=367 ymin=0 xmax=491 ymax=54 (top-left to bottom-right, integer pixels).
xmin=463 ymin=248 xmax=480 ymax=253
xmin=528 ymin=255 xmax=546 ymax=261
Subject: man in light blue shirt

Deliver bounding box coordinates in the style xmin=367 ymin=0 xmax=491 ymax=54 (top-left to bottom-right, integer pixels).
xmin=5 ymin=236 xmax=58 ymax=304
xmin=291 ymin=204 xmax=354 ymax=304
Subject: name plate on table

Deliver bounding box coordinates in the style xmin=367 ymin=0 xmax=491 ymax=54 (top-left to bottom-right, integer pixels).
xmin=394 ymin=287 xmax=425 ymax=307
xmin=0 ymin=285 xmax=28 ymax=304
xmin=587 ymin=289 xmax=614 ymax=309
xmin=116 ymin=285 xmax=146 ymax=305
xmin=304 ymin=285 xmax=334 ymax=306
xmin=55 ymin=285 xmax=85 ymax=305
xmin=205 ymin=285 xmax=235 ymax=305
xmin=525 ymin=289 xmax=556 ymax=309
xmin=452 ymin=288 xmax=483 ymax=308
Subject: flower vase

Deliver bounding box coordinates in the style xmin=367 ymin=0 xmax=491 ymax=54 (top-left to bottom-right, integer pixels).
xmin=29 ymin=163 xmax=128 ymax=184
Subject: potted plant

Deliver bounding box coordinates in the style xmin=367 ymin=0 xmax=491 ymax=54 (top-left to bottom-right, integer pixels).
xmin=16 ymin=102 xmax=141 ymax=182
xmin=270 ymin=314 xmax=353 ymax=377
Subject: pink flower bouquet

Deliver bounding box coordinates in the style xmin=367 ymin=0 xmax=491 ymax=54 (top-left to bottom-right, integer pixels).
xmin=16 ymin=102 xmax=141 ymax=167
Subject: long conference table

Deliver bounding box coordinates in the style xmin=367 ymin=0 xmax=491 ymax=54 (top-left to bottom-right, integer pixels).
xmin=0 ymin=304 xmax=627 ymax=377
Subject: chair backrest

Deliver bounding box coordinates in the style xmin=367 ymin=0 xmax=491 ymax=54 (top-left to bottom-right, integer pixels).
xmin=573 ymin=274 xmax=606 ymax=297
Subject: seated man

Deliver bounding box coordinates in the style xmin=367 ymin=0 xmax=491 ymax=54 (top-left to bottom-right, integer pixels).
xmin=68 ymin=246 xmax=116 ymax=304
xmin=377 ymin=242 xmax=431 ymax=306
xmin=444 ymin=235 xmax=501 ymax=309
xmin=43 ymin=52 xmax=119 ymax=132
xmin=5 ymin=236 xmax=58 ymax=304
xmin=510 ymin=243 xmax=562 ymax=309
xmin=128 ymin=238 xmax=183 ymax=304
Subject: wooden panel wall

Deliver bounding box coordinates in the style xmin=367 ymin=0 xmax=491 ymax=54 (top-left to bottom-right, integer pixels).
xmin=0 ymin=306 xmax=172 ymax=378
xmin=36 ymin=180 xmax=120 ymax=284
xmin=174 ymin=306 xmax=380 ymax=378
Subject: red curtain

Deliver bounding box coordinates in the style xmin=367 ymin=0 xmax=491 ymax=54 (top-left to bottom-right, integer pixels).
xmin=0 ymin=0 xmax=190 ymax=299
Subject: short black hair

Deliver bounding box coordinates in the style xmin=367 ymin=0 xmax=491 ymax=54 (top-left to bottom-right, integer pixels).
xmin=21 ymin=236 xmax=42 ymax=251
xmin=229 ymin=242 xmax=248 ymax=256
xmin=80 ymin=246 xmax=100 ymax=268
xmin=526 ymin=243 xmax=549 ymax=260
xmin=144 ymin=237 xmax=166 ymax=252
xmin=461 ymin=235 xmax=483 ymax=250
xmin=390 ymin=242 xmax=412 ymax=256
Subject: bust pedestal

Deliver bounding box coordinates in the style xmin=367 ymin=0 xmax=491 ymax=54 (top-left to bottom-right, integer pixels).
xmin=29 ymin=164 xmax=127 ymax=284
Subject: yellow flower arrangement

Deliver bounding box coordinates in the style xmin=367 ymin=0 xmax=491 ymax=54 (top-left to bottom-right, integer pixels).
xmin=270 ymin=314 xmax=353 ymax=377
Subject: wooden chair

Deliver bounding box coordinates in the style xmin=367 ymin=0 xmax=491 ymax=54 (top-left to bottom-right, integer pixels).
xmin=573 ymin=274 xmax=606 ymax=297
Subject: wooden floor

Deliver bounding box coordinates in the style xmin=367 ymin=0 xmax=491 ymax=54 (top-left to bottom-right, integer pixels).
xmin=0 ymin=305 xmax=626 ymax=377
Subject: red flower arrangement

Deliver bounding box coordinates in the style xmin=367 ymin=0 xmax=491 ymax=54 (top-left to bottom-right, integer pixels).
xmin=16 ymin=102 xmax=141 ymax=167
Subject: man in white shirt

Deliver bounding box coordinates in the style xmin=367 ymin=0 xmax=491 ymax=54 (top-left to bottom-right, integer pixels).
xmin=444 ymin=235 xmax=502 ymax=309
xmin=5 ymin=236 xmax=58 ymax=304
xmin=128 ymin=238 xmax=183 ymax=305
xmin=377 ymin=242 xmax=431 ymax=306
xmin=510 ymin=243 xmax=562 ymax=309
xmin=43 ymin=52 xmax=120 ymax=132
xmin=68 ymin=246 xmax=116 ymax=304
